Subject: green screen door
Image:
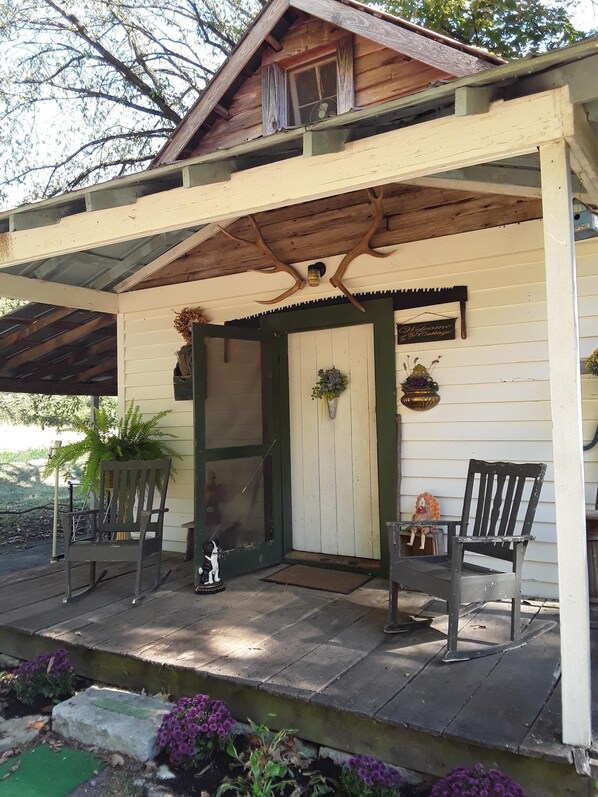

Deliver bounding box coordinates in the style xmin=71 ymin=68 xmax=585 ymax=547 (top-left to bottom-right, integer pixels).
xmin=192 ymin=323 xmax=284 ymax=582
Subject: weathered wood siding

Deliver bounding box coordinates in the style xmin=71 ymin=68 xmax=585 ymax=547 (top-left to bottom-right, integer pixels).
xmin=120 ymin=219 xmax=598 ymax=599
xmin=192 ymin=17 xmax=451 ymax=156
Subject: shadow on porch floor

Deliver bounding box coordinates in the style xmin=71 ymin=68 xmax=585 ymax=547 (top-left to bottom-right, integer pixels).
xmin=0 ymin=557 xmax=593 ymax=796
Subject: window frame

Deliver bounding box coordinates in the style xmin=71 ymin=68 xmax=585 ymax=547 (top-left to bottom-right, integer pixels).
xmin=261 ymin=35 xmax=354 ymax=136
xmin=287 ymin=56 xmax=338 ymax=127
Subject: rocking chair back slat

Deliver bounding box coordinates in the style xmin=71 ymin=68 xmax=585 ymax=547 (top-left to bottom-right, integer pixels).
xmin=460 ymin=460 xmax=546 ymax=562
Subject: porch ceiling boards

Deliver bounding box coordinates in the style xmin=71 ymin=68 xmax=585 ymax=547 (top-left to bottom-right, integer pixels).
xmin=0 ymin=302 xmax=116 ymax=396
xmin=135 ymin=181 xmax=543 ymax=289
xmin=0 ymin=559 xmax=591 ymax=795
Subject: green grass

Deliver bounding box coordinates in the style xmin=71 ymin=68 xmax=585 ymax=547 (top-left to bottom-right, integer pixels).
xmin=0 ymin=451 xmax=84 ymax=539
xmin=0 ymin=448 xmax=50 ymax=464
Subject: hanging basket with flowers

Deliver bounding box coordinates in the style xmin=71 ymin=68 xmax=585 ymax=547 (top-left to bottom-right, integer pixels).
xmin=586 ymin=347 xmax=598 ymax=376
xmin=173 ymin=306 xmax=210 ymax=400
xmin=311 ymin=366 xmax=349 ymax=419
xmin=400 ymin=356 xmax=441 ymax=411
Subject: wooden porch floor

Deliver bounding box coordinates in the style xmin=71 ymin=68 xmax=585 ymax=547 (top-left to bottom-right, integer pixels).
xmin=0 ymin=556 xmax=594 ymax=796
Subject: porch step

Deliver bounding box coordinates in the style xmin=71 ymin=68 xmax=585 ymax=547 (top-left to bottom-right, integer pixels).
xmin=52 ymin=686 xmax=172 ymax=761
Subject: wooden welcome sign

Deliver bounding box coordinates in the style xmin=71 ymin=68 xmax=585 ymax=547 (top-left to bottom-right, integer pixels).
xmin=397 ymin=318 xmax=456 ymax=345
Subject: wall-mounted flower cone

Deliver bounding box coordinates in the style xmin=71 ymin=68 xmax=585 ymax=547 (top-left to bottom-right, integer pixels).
xmin=327 ymin=397 xmax=338 ymax=419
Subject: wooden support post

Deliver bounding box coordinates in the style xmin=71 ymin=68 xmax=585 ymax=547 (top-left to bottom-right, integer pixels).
xmin=540 ymin=139 xmax=592 ymax=748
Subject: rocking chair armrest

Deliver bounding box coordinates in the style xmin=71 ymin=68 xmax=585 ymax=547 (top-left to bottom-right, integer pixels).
xmin=388 ymin=520 xmax=462 ymax=529
xmin=452 ymin=534 xmax=534 ymax=545
xmin=61 ymin=509 xmax=99 ymax=519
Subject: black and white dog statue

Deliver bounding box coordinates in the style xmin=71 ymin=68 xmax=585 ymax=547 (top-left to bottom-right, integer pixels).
xmin=195 ymin=538 xmax=225 ymax=593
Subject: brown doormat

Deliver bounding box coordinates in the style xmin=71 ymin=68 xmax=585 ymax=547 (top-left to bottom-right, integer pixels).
xmin=262 ymin=564 xmax=372 ymax=594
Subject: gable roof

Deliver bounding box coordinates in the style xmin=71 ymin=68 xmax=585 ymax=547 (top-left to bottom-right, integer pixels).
xmin=153 ymin=0 xmax=504 ymax=166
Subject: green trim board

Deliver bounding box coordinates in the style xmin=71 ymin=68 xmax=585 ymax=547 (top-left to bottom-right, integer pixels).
xmin=262 ymin=297 xmax=397 ymax=575
xmin=227 ymin=286 xmax=467 ymax=326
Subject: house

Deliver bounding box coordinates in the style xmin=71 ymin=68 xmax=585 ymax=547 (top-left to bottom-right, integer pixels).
xmin=0 ymin=0 xmax=597 ymax=754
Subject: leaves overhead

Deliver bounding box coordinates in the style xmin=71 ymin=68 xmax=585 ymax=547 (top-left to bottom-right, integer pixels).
xmin=370 ymin=0 xmax=593 ymax=60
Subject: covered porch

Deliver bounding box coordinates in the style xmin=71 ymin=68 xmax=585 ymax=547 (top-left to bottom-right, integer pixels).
xmin=0 ymin=31 xmax=597 ymax=756
xmin=0 ymin=557 xmax=592 ymax=795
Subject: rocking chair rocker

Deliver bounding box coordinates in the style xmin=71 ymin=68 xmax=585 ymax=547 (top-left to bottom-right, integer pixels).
xmin=386 ymin=459 xmax=555 ymax=662
xmin=60 ymin=458 xmax=171 ymax=605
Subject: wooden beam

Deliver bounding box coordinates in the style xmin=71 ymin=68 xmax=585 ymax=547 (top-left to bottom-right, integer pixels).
xmin=154 ymin=0 xmax=290 ymax=165
xmin=303 ymin=129 xmax=349 ymax=156
xmin=567 ymin=105 xmax=598 ymax=207
xmin=90 ymin=232 xmax=183 ymax=291
xmin=0 ymin=89 xmax=574 ymax=269
xmin=410 ymin=163 xmax=592 ymax=201
xmin=0 ymin=376 xmax=116 ymax=396
xmin=409 ymin=166 xmax=542 ymax=197
xmin=18 ymin=334 xmax=115 ymax=380
xmin=77 ymin=358 xmax=117 ymax=382
xmin=515 ymin=54 xmax=598 ymax=105
xmin=213 ymin=104 xmax=232 ymax=121
xmin=0 ymin=273 xmax=119 ymax=313
xmin=114 ymin=221 xmax=239 ymax=293
xmin=265 ymin=33 xmax=283 ymax=52
xmin=289 ymin=0 xmax=493 ymax=77
xmin=454 ymin=86 xmax=493 ymax=116
xmin=0 ymin=307 xmax=74 ymax=352
xmin=1 ymin=315 xmax=114 ymax=371
xmin=540 ymin=139 xmax=592 ymax=748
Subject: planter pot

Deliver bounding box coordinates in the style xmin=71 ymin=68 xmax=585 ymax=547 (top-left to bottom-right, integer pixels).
xmin=327 ymin=397 xmax=338 ymax=419
xmin=400 ymin=389 xmax=440 ymax=412
xmin=173 ymin=365 xmax=192 ymax=401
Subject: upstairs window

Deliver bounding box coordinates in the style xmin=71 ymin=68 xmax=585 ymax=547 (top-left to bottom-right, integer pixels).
xmin=287 ymin=58 xmax=337 ymax=125
xmin=262 ymin=36 xmax=354 ymax=136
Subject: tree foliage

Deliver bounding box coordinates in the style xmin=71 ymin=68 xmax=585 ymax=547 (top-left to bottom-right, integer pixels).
xmin=372 ymin=0 xmax=593 ymax=61
xmin=0 ymin=0 xmax=261 ymax=206
xmin=0 ymin=0 xmax=593 ymax=206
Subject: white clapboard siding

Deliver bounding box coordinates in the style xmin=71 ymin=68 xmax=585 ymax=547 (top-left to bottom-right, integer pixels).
xmin=287 ymin=325 xmax=379 ymax=559
xmin=121 ymin=219 xmax=598 ymax=598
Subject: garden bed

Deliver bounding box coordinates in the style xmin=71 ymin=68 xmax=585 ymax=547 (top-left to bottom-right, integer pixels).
xmin=0 ymin=650 xmax=529 ymax=797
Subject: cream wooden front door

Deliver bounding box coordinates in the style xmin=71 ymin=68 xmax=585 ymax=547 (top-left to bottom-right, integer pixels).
xmin=288 ymin=324 xmax=380 ymax=559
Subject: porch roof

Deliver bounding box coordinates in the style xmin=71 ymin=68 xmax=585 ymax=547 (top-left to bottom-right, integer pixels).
xmin=0 ymin=34 xmax=597 ymax=306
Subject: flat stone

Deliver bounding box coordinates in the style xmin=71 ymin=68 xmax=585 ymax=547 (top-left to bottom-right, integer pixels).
xmin=52 ymin=686 xmax=172 ymax=761
xmin=0 ymin=653 xmax=21 ymax=669
xmin=0 ymin=715 xmax=46 ymax=753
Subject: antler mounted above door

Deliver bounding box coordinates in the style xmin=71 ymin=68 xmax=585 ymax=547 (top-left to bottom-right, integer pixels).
xmin=219 ymin=216 xmax=306 ymax=305
xmin=220 ymin=187 xmax=393 ymax=310
xmin=330 ymin=187 xmax=395 ymax=313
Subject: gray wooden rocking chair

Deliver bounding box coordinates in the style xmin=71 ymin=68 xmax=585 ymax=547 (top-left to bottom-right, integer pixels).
xmin=60 ymin=458 xmax=171 ymax=605
xmin=386 ymin=459 xmax=556 ymax=662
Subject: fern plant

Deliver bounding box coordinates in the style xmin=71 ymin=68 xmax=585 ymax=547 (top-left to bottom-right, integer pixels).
xmin=43 ymin=402 xmax=180 ymax=495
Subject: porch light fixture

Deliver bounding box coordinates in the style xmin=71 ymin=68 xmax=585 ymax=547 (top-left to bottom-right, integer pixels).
xmin=307 ymin=261 xmax=326 ymax=287
xmin=573 ymin=201 xmax=598 ymax=240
